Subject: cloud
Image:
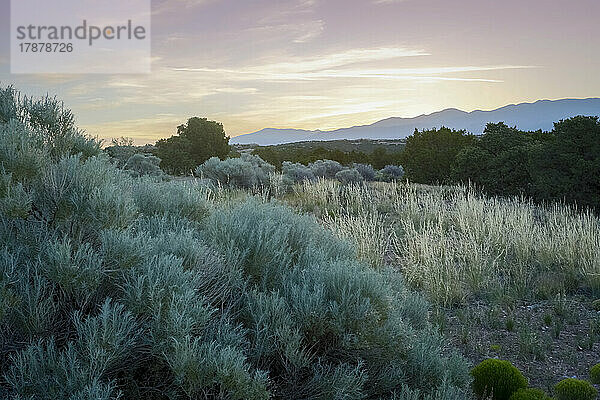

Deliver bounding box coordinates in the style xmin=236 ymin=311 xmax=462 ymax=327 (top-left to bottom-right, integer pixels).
xmin=174 ymin=47 xmax=429 ymax=75
xmin=292 ymin=20 xmax=325 ymax=43
xmin=172 ymin=46 xmax=534 ymax=83
xmin=258 ymin=0 xmax=318 ymax=24
xmin=214 ymin=87 xmax=258 ymax=94
xmin=243 ymin=19 xmax=325 ymax=44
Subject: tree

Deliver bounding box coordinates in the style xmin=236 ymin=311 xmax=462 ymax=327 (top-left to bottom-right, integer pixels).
xmin=452 ymin=123 xmax=543 ymax=197
xmin=401 ymin=127 xmax=476 ymax=184
xmin=530 ymin=116 xmax=600 ymax=209
xmin=155 ymin=117 xmax=230 ymax=175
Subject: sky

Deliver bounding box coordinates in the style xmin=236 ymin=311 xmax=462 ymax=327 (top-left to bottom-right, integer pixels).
xmin=0 ymin=0 xmax=599 ymax=144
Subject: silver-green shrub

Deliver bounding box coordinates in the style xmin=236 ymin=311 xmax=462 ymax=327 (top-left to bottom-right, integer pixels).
xmin=352 ymin=163 xmax=377 ymax=181
xmin=132 ymin=177 xmax=209 ymax=221
xmin=377 ymin=164 xmax=405 ymax=182
xmin=0 ymin=86 xmax=469 ymax=399
xmin=281 ymin=161 xmax=316 ymax=184
xmin=124 ymin=153 xmax=163 ymax=177
xmin=196 ymin=153 xmax=275 ymax=189
xmin=309 ymin=159 xmax=344 ymax=179
xmin=336 ymin=168 xmax=364 ymax=184
xmin=202 ymin=199 xmax=469 ymax=398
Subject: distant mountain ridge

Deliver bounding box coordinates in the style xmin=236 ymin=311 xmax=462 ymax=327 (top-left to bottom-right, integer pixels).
xmin=230 ymin=98 xmax=600 ymax=145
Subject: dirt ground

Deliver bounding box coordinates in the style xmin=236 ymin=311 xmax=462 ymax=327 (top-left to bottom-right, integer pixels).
xmin=436 ymin=295 xmax=600 ymax=393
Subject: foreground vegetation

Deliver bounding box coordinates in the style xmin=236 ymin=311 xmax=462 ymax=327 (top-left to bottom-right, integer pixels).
xmin=0 ymin=87 xmax=468 ymax=399
xmin=286 ymin=180 xmax=599 ymax=305
xmin=278 ymin=179 xmax=600 ymax=395
xmin=2 ymin=86 xmax=599 ymax=399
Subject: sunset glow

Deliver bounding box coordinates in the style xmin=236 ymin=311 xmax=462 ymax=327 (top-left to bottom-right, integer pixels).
xmin=1 ymin=0 xmax=598 ymax=143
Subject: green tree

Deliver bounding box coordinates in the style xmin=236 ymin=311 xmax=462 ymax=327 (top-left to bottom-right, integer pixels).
xmin=401 ymin=127 xmax=476 ymax=184
xmin=155 ymin=117 xmax=230 ymax=175
xmin=530 ymin=116 xmax=600 ymax=209
xmin=452 ymin=123 xmax=545 ymax=196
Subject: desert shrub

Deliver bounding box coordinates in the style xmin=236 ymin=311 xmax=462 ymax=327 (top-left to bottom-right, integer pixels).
xmin=202 ymin=199 xmax=469 ymax=398
xmin=0 ymin=86 xmax=101 ymax=163
xmin=123 ymin=153 xmax=163 ymax=177
xmin=590 ymin=363 xmax=600 ymax=384
xmin=0 ymin=171 xmax=31 ymax=218
xmin=33 ymin=155 xmax=138 ymax=241
xmin=554 ymin=378 xmax=597 ymax=400
xmin=104 ymin=138 xmax=136 ymax=167
xmin=335 ymin=168 xmax=364 ymax=185
xmin=592 ymin=299 xmax=600 ymax=311
xmin=0 ymin=86 xmax=470 ymax=399
xmin=509 ymin=388 xmax=552 ymax=400
xmin=377 ymin=164 xmax=405 ymax=182
xmin=132 ymin=178 xmax=209 ymax=221
xmin=4 ymin=340 xmax=117 ymax=400
xmin=390 ymin=379 xmax=471 ymax=400
xmin=196 ymin=154 xmax=275 ymax=189
xmin=352 ymin=163 xmax=376 ymax=181
xmin=281 ymin=161 xmax=316 ymax=184
xmin=471 ymin=359 xmax=527 ymax=400
xmin=309 ymin=159 xmax=344 ymax=179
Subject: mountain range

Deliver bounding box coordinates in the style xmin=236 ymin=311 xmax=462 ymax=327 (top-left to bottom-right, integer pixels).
xmin=230 ymin=98 xmax=600 ymax=146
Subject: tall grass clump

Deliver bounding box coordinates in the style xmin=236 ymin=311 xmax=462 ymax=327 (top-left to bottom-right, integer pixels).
xmin=391 ymin=184 xmax=600 ymax=305
xmin=284 ymin=179 xmax=600 ymax=306
xmin=0 ymin=86 xmax=470 ymax=399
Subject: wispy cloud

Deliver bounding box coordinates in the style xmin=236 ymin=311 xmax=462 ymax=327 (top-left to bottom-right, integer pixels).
xmin=173 ymin=50 xmax=534 ymax=82
xmin=293 ymin=20 xmax=325 ymax=43
xmin=214 ymin=87 xmax=258 ymax=94
xmin=174 ymin=47 xmax=429 ymax=75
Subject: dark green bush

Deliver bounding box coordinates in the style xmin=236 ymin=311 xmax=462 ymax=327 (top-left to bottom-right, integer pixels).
xmin=155 ymin=116 xmax=230 ymax=175
xmin=590 ymin=363 xmax=600 ymax=384
xmin=471 ymin=359 xmax=527 ymax=400
xmin=509 ymin=388 xmax=552 ymax=400
xmin=554 ymin=378 xmax=597 ymax=400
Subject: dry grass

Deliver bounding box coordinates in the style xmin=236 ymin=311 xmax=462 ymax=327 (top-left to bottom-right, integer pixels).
xmin=284 ymin=180 xmax=600 ymax=305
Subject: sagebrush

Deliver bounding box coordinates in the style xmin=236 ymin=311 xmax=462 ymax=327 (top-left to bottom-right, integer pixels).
xmin=0 ymin=86 xmax=468 ymax=399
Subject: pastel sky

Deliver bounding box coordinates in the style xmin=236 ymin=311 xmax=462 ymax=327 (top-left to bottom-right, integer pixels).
xmin=0 ymin=0 xmax=598 ymax=144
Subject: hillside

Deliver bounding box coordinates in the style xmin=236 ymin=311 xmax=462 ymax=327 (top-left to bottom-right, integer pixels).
xmin=231 ymin=98 xmax=600 ymax=145
xmin=233 ymin=138 xmax=406 ymax=154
